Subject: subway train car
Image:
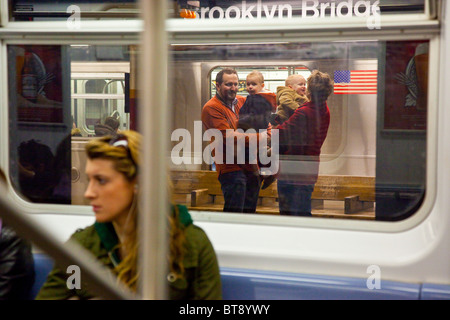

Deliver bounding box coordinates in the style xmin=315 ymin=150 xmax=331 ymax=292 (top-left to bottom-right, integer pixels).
xmin=0 ymin=0 xmax=449 ymax=300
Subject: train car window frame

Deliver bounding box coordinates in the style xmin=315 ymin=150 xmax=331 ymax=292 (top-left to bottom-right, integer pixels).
xmin=0 ymin=18 xmax=140 ymax=214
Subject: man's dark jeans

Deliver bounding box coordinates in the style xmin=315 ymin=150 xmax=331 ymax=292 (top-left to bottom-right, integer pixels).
xmin=218 ymin=170 xmax=261 ymax=213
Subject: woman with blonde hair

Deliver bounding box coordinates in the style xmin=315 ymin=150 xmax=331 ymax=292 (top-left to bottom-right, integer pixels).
xmin=36 ymin=130 xmax=221 ymax=299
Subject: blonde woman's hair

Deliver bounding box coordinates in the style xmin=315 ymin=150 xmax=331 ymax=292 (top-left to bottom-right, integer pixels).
xmin=85 ymin=130 xmax=140 ymax=182
xmin=85 ymin=130 xmax=186 ymax=291
xmin=306 ymin=70 xmax=334 ymax=104
xmin=169 ymin=204 xmax=186 ymax=278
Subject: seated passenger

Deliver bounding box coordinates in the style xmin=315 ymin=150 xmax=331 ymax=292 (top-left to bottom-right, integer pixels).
xmin=36 ymin=130 xmax=222 ymax=300
xmin=0 ymin=169 xmax=35 ymax=300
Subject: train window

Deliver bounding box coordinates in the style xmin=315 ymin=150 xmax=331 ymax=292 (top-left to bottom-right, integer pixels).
xmin=7 ymin=44 xmax=137 ymax=205
xmin=169 ymin=39 xmax=430 ymax=222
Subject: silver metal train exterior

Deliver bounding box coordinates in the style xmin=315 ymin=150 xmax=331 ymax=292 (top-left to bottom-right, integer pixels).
xmin=0 ymin=0 xmax=449 ymax=299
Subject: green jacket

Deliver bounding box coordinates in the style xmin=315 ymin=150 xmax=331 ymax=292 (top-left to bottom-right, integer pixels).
xmin=36 ymin=205 xmax=222 ymax=300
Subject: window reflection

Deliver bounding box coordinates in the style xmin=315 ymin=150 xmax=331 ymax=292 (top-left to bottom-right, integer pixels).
xmin=7 ymin=45 xmax=136 ymax=205
xmin=10 ymin=0 xmax=138 ymax=21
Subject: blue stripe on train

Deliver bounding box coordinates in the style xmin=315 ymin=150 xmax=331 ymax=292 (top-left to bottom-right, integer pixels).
xmin=31 ymin=253 xmax=450 ymax=300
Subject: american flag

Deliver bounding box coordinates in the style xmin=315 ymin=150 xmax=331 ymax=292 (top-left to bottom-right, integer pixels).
xmin=334 ymin=70 xmax=378 ymax=94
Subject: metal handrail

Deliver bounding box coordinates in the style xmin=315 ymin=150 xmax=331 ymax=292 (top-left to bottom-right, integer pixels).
xmin=138 ymin=0 xmax=169 ymax=300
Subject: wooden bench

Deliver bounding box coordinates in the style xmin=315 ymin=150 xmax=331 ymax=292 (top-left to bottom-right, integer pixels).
xmin=170 ymin=170 xmax=375 ymax=220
